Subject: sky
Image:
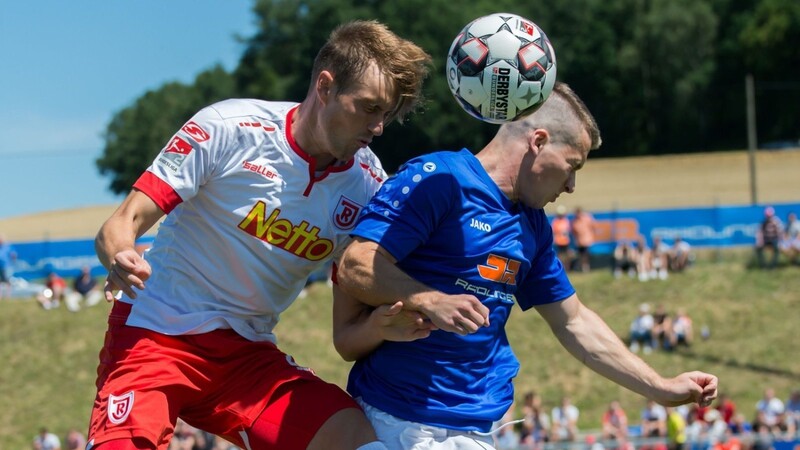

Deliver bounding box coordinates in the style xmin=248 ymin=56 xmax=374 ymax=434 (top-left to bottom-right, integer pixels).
xmin=0 ymin=0 xmax=257 ymax=219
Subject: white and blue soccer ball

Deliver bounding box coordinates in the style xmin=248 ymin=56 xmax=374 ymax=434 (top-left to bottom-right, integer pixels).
xmin=446 ymin=12 xmax=557 ymax=124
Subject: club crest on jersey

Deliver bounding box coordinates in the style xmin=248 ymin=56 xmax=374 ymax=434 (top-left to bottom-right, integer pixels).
xmin=333 ymin=196 xmax=362 ymax=230
xmin=108 ymin=391 xmax=134 ymax=424
xmin=158 ymin=136 xmax=193 ymax=172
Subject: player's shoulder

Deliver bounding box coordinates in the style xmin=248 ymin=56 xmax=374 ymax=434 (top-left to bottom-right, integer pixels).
xmin=398 ymin=149 xmax=474 ymax=178
xmin=206 ymin=98 xmax=298 ymax=122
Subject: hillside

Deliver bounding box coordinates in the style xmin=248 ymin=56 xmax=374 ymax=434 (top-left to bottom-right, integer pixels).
xmin=1 ymin=148 xmax=799 ymax=242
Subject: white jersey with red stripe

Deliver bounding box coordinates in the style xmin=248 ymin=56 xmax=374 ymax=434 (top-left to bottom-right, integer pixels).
xmin=124 ymin=98 xmax=386 ymax=342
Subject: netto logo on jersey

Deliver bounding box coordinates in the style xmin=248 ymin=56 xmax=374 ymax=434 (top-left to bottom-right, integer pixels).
xmin=238 ymin=202 xmax=333 ymax=261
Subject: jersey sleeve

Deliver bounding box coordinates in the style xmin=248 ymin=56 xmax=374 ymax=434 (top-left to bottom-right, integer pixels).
xmin=133 ymin=104 xmax=231 ymax=213
xmin=515 ymin=210 xmax=575 ymax=310
xmin=351 ymin=156 xmax=456 ymax=262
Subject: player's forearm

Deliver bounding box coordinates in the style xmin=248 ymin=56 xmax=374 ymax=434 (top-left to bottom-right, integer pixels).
xmin=337 ymin=239 xmax=434 ymax=309
xmin=552 ymin=302 xmax=667 ymax=399
xmin=95 ymin=215 xmax=139 ymax=270
xmin=333 ymin=307 xmax=384 ymax=361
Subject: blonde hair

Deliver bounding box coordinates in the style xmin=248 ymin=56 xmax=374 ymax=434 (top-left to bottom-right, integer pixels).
xmin=500 ymin=82 xmax=602 ymax=151
xmin=311 ymin=20 xmax=432 ymax=123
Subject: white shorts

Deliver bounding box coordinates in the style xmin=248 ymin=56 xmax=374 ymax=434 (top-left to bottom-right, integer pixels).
xmin=357 ymin=398 xmax=497 ymax=450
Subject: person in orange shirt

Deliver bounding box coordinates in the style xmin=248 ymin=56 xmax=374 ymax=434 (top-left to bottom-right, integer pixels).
xmin=551 ymin=205 xmax=573 ymax=270
xmin=571 ymin=207 xmax=596 ymax=272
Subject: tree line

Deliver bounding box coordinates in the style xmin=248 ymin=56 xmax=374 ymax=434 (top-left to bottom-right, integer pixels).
xmin=97 ymin=0 xmax=800 ymax=192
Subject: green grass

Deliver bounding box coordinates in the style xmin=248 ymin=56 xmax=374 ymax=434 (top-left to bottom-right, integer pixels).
xmin=2 ymin=253 xmax=798 ymax=449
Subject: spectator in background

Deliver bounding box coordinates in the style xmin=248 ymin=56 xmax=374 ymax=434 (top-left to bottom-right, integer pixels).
xmin=780 ymin=212 xmax=800 ymax=265
xmin=601 ymin=400 xmax=629 ymax=443
xmin=633 ymin=236 xmax=652 ymax=282
xmin=0 ymin=233 xmax=17 ymax=300
xmin=493 ymin=406 xmax=522 ymax=450
xmin=629 ymin=303 xmax=655 ymax=354
xmin=652 ymin=304 xmax=674 ymax=352
xmin=613 ymin=241 xmax=637 ymax=279
xmin=571 ymin=207 xmax=596 ymax=272
xmin=669 ymin=237 xmax=692 ymax=272
xmin=64 ymin=429 xmax=86 ymax=450
xmin=666 ymin=407 xmax=687 ymax=450
xmin=552 ymin=205 xmax=573 ymax=270
xmin=551 ymin=396 xmax=580 ymax=442
xmin=755 ymin=206 xmax=783 ymax=269
xmin=715 ymin=392 xmax=737 ymax=426
xmin=32 ymin=427 xmax=61 ymax=450
xmin=67 ymin=265 xmax=103 ymax=311
xmin=754 ymin=388 xmax=786 ymax=436
xmin=37 ymin=272 xmax=67 ymax=310
xmin=785 ymin=390 xmax=800 ymax=438
xmin=520 ymin=391 xmax=551 ymax=449
xmin=650 ymin=236 xmax=670 ymax=280
xmin=671 ymin=308 xmax=694 ymax=349
xmin=641 ymin=399 xmax=667 ymax=438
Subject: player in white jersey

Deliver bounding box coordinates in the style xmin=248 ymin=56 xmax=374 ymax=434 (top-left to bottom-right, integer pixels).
xmin=86 ymin=21 xmax=431 ymax=450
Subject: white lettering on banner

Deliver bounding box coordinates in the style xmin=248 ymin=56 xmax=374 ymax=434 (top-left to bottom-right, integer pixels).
xmin=650 ymin=223 xmax=759 ymax=241
xmin=13 ymin=255 xmax=101 ymax=273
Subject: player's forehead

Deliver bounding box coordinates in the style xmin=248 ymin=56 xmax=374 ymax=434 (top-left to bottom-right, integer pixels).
xmin=338 ymin=62 xmax=397 ymax=106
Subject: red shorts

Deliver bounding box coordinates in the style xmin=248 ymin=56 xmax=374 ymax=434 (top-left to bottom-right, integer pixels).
xmin=87 ymin=301 xmax=359 ymax=449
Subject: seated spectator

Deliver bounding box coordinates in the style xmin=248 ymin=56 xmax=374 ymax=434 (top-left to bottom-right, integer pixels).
xmin=37 ymin=272 xmax=67 ymax=310
xmin=716 ymin=392 xmax=737 ymax=426
xmin=705 ymin=408 xmax=730 ymax=445
xmin=494 ymin=406 xmax=522 ymax=450
xmin=729 ymin=413 xmax=753 ymax=436
xmin=64 ymin=429 xmax=86 ymax=450
xmin=0 ymin=233 xmax=17 ymax=301
xmin=780 ymin=212 xmax=800 ymax=265
xmin=602 ymin=400 xmax=629 ymax=442
xmin=65 ymin=265 xmax=103 ymax=312
xmin=755 ymin=206 xmax=783 ymax=269
xmin=613 ymin=241 xmax=637 ymax=279
xmin=652 ymin=304 xmax=674 ymax=351
xmin=641 ymin=399 xmax=668 ymax=438
xmin=551 ymin=396 xmax=580 ymax=442
xmin=650 ymin=236 xmax=670 ymax=280
xmin=32 ymin=426 xmax=61 ymax=450
xmin=551 ymin=205 xmax=573 ymax=271
xmin=671 ymin=308 xmax=694 ymax=349
xmin=629 ymin=303 xmax=655 ymax=354
xmin=633 ymin=236 xmax=652 ymax=282
xmin=571 ymin=207 xmax=596 ymax=272
xmin=785 ymin=390 xmax=800 ymax=438
xmin=754 ymin=388 xmax=786 ymax=436
xmin=520 ymin=391 xmax=551 ymax=448
xmin=669 ymin=237 xmax=692 ymax=272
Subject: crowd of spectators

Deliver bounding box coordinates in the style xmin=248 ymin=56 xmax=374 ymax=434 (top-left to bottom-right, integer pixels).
xmin=612 ymin=236 xmax=692 ymax=282
xmin=492 ymin=386 xmax=800 ymax=450
xmin=627 ymin=302 xmax=698 ymax=354
xmin=550 ymin=206 xmax=597 ymax=273
xmin=755 ymin=207 xmax=800 ymax=269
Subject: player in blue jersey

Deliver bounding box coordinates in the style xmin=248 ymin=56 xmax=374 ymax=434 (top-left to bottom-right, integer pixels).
xmin=332 ymin=82 xmax=719 ymax=450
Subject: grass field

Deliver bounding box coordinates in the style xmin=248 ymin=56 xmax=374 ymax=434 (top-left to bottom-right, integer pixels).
xmin=2 ymin=254 xmax=797 ymax=449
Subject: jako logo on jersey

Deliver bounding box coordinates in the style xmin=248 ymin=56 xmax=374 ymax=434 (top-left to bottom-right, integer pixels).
xmin=333 ymin=196 xmax=362 ymax=230
xmin=239 ymin=120 xmax=276 ymax=132
xmin=181 ymin=121 xmax=210 ymax=142
xmin=158 ymin=136 xmax=193 ymax=172
xmin=423 ymin=162 xmax=437 ymax=173
xmin=477 ymin=254 xmax=521 ymax=285
xmin=243 ymin=161 xmax=278 ymax=179
xmin=470 ymin=218 xmax=492 ymax=232
xmin=108 ymin=391 xmax=134 ymax=425
xmin=238 ymin=203 xmax=333 ymax=261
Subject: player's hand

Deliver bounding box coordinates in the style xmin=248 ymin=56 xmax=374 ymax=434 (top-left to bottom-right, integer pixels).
xmin=654 ymin=371 xmax=719 ymax=407
xmin=103 ymin=249 xmax=152 ymax=301
xmin=373 ymin=301 xmax=437 ymax=342
xmin=413 ymin=292 xmax=490 ymax=335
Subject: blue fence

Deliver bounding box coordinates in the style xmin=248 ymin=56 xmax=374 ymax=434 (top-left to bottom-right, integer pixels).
xmin=6 ymin=201 xmax=800 ymax=281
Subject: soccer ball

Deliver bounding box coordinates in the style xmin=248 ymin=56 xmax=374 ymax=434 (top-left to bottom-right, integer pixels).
xmin=446 ymin=13 xmax=557 ymax=124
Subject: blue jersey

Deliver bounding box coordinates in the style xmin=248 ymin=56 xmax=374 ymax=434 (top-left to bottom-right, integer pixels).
xmin=348 ymin=149 xmax=575 ymax=432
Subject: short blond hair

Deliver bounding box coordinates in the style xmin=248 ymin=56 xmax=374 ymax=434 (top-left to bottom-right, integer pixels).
xmin=311 ymin=20 xmax=432 ymax=123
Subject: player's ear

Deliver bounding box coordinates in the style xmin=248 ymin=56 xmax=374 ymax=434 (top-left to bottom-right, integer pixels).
xmin=530 ymin=129 xmax=549 ymax=155
xmin=316 ymin=71 xmax=334 ymax=104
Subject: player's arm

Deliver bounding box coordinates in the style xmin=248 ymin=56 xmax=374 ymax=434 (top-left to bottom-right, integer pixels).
xmin=337 ymin=237 xmax=490 ymax=335
xmin=95 ymin=189 xmax=165 ymax=301
xmin=534 ymin=294 xmax=718 ymax=407
xmin=332 ymin=282 xmax=435 ymax=361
